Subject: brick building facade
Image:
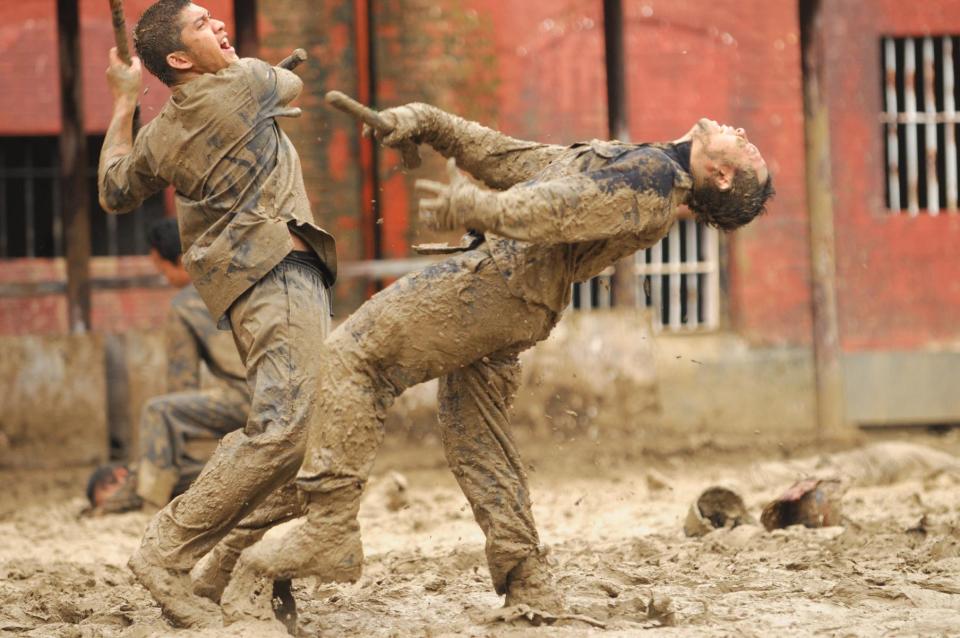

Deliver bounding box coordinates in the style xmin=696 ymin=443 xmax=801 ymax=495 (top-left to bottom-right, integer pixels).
xmin=2 ymin=0 xmax=960 ymax=428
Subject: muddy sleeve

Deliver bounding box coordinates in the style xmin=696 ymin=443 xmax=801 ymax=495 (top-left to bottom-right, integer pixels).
xmin=98 ymin=122 xmax=167 ymax=214
xmin=165 ymin=309 xmax=201 ymax=393
xmin=403 ymin=104 xmax=565 ymax=190
xmin=243 ymin=58 xmax=303 ymax=108
xmin=456 ymin=170 xmax=669 ymax=244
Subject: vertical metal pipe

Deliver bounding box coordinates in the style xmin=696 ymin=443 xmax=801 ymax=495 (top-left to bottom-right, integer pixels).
xmin=944 ymin=36 xmax=957 ymax=212
xmin=923 ymin=36 xmax=939 ymax=215
xmin=884 ymin=38 xmax=901 ymax=211
xmin=355 ymin=0 xmax=381 ymax=294
xmin=905 ymin=38 xmax=920 ymax=215
xmin=58 ymin=0 xmax=92 ymax=332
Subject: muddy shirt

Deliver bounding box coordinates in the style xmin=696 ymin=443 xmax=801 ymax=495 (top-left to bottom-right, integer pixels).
xmin=481 ymin=141 xmax=691 ymax=313
xmin=410 ymin=104 xmax=691 ymax=313
xmin=99 ymin=58 xmax=337 ymax=322
xmin=166 ymin=285 xmax=248 ymax=394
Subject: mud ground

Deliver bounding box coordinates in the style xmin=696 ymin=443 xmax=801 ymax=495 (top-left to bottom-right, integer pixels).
xmin=2 ymin=430 xmax=959 ymax=638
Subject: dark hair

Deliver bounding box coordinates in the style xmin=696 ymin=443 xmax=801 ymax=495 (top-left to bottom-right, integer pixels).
xmin=146 ymin=217 xmax=182 ymax=264
xmin=688 ymin=171 xmax=776 ymax=232
xmin=86 ymin=462 xmax=127 ymax=506
xmin=134 ymin=0 xmax=191 ymax=86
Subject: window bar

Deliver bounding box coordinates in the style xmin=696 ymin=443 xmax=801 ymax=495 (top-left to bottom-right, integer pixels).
xmin=599 ymin=273 xmax=612 ymax=308
xmin=0 ymin=149 xmax=6 ymax=258
xmin=650 ymin=240 xmax=663 ymax=331
xmin=944 ymin=36 xmax=958 ymax=212
xmin=24 ymin=145 xmax=35 ymax=258
xmin=684 ymin=220 xmax=699 ymax=329
xmin=904 ymin=38 xmax=920 ymax=216
xmin=668 ymin=223 xmax=681 ymax=329
xmin=704 ymin=226 xmax=720 ymax=328
xmin=633 ymin=250 xmax=644 ymax=308
xmin=106 ymin=212 xmax=118 ymax=255
xmin=884 ymin=38 xmax=901 ymax=211
xmin=923 ymin=37 xmax=940 ymax=215
xmin=52 ymin=177 xmax=62 ymax=257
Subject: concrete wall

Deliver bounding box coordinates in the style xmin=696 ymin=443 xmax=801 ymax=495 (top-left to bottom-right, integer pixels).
xmin=385 ymin=312 xmax=825 ymax=452
xmin=0 ymin=334 xmax=107 ymax=467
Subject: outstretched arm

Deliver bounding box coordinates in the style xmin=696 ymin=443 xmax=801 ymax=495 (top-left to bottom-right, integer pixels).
xmin=377 ymin=103 xmax=566 ymax=190
xmin=417 ymin=159 xmax=675 ymax=244
xmin=98 ymin=49 xmax=166 ymax=213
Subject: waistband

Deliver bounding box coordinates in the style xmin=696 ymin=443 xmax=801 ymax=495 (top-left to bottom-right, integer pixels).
xmin=281 ymin=250 xmax=334 ymax=288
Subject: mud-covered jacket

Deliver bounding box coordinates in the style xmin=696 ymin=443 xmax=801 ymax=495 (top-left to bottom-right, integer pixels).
xmin=99 ymin=59 xmax=337 ymax=324
xmin=414 ymin=105 xmax=692 ymax=312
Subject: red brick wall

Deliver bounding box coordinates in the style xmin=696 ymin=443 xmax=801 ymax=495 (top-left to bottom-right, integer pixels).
xmin=0 ymin=0 xmax=233 ymax=135
xmin=9 ymin=0 xmax=954 ymax=352
xmin=0 ymin=257 xmax=175 ymax=335
xmin=372 ymin=0 xmax=812 ymax=344
xmin=822 ymin=0 xmax=960 ymax=350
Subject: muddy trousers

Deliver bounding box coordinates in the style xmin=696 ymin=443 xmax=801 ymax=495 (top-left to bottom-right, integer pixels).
xmin=138 ymin=260 xmax=330 ymax=570
xmin=136 ymin=386 xmax=250 ymax=508
xmin=296 ymin=249 xmax=557 ymax=593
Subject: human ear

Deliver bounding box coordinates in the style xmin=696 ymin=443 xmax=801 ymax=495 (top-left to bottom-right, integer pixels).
xmin=713 ymin=164 xmax=735 ymax=191
xmin=166 ymin=51 xmax=194 ymax=71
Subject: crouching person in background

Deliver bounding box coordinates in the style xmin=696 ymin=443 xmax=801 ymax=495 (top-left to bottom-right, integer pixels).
xmin=87 ymin=218 xmax=250 ymax=514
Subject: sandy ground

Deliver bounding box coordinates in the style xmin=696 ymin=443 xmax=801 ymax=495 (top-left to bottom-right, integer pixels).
xmin=2 ymin=432 xmax=960 ymax=638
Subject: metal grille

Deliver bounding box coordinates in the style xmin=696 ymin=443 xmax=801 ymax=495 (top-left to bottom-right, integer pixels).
xmin=572 ymin=219 xmax=721 ymax=331
xmin=881 ymin=35 xmax=960 ymax=215
xmin=0 ymin=136 xmax=162 ymax=259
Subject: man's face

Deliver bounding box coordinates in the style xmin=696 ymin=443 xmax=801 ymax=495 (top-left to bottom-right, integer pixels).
xmin=149 ymin=248 xmax=192 ymax=288
xmin=172 ymin=3 xmax=237 ymax=76
xmin=690 ymin=118 xmax=769 ymax=188
xmin=93 ymin=467 xmax=129 ymax=508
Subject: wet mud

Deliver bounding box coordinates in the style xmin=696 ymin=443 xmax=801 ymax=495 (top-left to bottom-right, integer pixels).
xmin=2 ymin=435 xmax=960 ymax=636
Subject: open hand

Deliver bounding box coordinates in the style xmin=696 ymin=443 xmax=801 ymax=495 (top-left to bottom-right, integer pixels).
xmin=106 ymin=47 xmax=142 ymax=105
xmin=415 ymin=158 xmax=470 ymax=231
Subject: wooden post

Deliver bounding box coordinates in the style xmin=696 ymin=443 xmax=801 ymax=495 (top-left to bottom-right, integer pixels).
xmin=800 ymin=0 xmax=846 ymax=438
xmin=603 ymin=0 xmax=637 ymax=307
xmin=58 ymin=0 xmax=92 ymax=333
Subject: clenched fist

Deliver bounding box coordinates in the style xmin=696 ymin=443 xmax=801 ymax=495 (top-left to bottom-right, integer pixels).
xmin=106 ymin=47 xmax=142 ymax=106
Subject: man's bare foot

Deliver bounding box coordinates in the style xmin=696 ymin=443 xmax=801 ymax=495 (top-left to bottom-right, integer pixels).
xmin=128 ymin=548 xmax=220 ymax=628
xmin=504 ymin=551 xmax=565 ymax=615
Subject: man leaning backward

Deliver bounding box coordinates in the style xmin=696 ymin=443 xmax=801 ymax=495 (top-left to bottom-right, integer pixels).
xmin=219 ymin=108 xmax=774 ymax=622
xmin=98 ymin=0 xmax=335 ymax=627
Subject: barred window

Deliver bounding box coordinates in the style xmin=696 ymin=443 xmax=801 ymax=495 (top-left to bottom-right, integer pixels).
xmin=881 ymin=35 xmax=960 ymax=215
xmin=0 ymin=136 xmax=163 ymax=259
xmin=572 ymin=219 xmax=721 ymax=332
